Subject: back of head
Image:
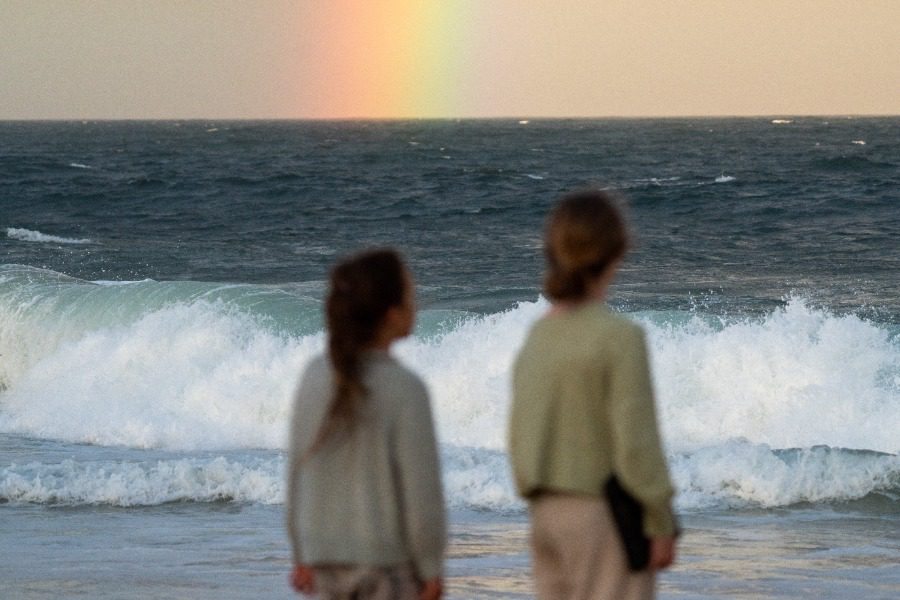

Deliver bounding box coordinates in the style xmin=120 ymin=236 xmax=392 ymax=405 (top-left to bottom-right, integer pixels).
xmin=543 ymin=189 xmax=630 ymax=302
xmin=325 ymin=248 xmax=406 ymax=426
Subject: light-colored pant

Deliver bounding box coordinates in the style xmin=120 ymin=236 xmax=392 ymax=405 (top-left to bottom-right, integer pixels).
xmin=312 ymin=564 xmax=419 ymax=600
xmin=529 ymin=492 xmax=655 ymax=600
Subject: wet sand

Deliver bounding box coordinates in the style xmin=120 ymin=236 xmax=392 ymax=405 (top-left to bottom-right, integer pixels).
xmin=446 ymin=510 xmax=900 ymax=599
xmin=2 ymin=505 xmax=897 ymax=599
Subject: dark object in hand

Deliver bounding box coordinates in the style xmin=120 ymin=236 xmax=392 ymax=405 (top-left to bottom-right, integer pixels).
xmin=605 ymin=476 xmax=650 ymax=571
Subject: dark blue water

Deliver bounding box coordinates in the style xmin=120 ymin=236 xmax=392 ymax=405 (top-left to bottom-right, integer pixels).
xmin=3 ymin=118 xmax=898 ymax=314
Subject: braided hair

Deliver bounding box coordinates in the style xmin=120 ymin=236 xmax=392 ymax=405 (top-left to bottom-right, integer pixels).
xmin=322 ymin=248 xmax=407 ymax=438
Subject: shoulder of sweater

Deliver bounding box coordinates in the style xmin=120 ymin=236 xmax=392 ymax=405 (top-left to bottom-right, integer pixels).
xmin=307 ymin=353 xmax=329 ymax=371
xmin=369 ymin=358 xmax=431 ymax=427
xmin=292 ymin=354 xmax=330 ymax=400
xmin=585 ymin=305 xmax=645 ymax=339
xmin=371 ymin=355 xmax=429 ymax=397
xmin=579 ymin=309 xmax=647 ymax=362
xmin=300 ymin=353 xmax=330 ymax=383
xmin=523 ymin=305 xmax=643 ymax=348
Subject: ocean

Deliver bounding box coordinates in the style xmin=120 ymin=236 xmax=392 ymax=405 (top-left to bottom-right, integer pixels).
xmin=1 ymin=118 xmax=898 ymax=599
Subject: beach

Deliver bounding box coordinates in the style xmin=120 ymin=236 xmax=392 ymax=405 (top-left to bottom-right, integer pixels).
xmin=2 ymin=119 xmax=898 ymax=598
xmin=3 ymin=503 xmax=898 ymax=599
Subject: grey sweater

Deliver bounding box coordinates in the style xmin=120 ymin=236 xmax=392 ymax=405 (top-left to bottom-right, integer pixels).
xmin=285 ymin=352 xmax=446 ymax=581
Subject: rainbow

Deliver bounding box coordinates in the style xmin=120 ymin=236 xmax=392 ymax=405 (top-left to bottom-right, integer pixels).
xmin=293 ymin=2 xmax=475 ymax=119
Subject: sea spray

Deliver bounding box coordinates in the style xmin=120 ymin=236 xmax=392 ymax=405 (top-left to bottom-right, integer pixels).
xmin=3 ymin=442 xmax=897 ymax=511
xmin=669 ymin=441 xmax=900 ymax=510
xmin=1 ymin=270 xmax=898 ymax=511
xmin=0 ymin=265 xmax=322 ymax=397
xmin=5 ymin=228 xmax=92 ymax=245
xmin=0 ymin=456 xmax=283 ymax=506
xmin=2 ymin=281 xmax=897 ymax=455
xmin=0 ymin=298 xmax=320 ymax=450
xmin=643 ymin=298 xmax=900 ymax=454
xmin=398 ymin=300 xmax=546 ymax=450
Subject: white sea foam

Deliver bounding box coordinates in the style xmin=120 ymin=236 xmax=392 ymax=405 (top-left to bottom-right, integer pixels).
xmin=91 ymin=279 xmax=154 ymax=286
xmin=771 ymin=119 xmax=793 ymax=124
xmin=6 ymin=228 xmax=92 ymax=244
xmin=670 ymin=441 xmax=900 ymax=509
xmin=68 ymin=162 xmax=93 ymax=169
xmin=0 ymin=450 xmax=520 ymax=509
xmin=632 ymin=177 xmax=684 ymax=188
xmin=715 ymin=174 xmax=736 ymax=183
xmin=399 ymin=301 xmax=544 ymax=451
xmin=1 ymin=283 xmax=898 ymax=510
xmin=2 ymin=292 xmax=897 ymax=456
xmin=2 ymin=443 xmax=895 ymax=511
xmin=0 ymin=299 xmax=320 ymax=450
xmin=644 ymin=298 xmax=900 ymax=453
xmin=444 ymin=441 xmax=900 ymax=512
xmin=0 ymin=457 xmax=283 ymax=506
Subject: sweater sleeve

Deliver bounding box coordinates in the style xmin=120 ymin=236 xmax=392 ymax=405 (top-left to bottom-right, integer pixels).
xmin=608 ymin=326 xmax=677 ymax=537
xmin=393 ymin=378 xmax=447 ymax=581
xmin=285 ymin=369 xmax=313 ymax=565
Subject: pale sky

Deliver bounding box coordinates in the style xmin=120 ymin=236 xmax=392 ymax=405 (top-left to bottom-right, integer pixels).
xmin=2 ymin=0 xmax=898 ymax=119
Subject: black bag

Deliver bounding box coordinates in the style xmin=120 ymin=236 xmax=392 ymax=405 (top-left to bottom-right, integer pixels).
xmin=604 ymin=475 xmax=650 ymax=571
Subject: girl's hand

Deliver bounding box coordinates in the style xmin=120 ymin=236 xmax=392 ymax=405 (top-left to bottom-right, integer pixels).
xmin=419 ymin=576 xmax=443 ymax=600
xmin=290 ymin=564 xmax=316 ymax=595
xmin=649 ymin=537 xmax=677 ymax=570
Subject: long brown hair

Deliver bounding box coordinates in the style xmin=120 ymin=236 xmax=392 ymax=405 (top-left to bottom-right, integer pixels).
xmin=323 ymin=248 xmax=407 ymax=435
xmin=544 ymin=189 xmax=630 ymax=302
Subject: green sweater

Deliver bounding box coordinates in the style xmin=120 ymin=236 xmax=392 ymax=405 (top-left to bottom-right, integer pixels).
xmin=509 ymin=303 xmax=677 ymax=537
xmin=285 ymin=352 xmax=446 ymax=580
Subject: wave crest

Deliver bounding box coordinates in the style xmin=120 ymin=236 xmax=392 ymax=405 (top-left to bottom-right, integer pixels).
xmin=672 ymin=441 xmax=900 ymax=510
xmin=1 ymin=456 xmax=282 ymax=506
xmin=1 ymin=269 xmax=898 ymax=514
xmin=6 ymin=228 xmax=92 ymax=245
xmin=3 ymin=443 xmax=896 ymax=511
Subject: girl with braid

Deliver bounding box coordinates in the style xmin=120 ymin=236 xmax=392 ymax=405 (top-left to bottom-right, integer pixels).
xmin=286 ymin=249 xmax=446 ymax=600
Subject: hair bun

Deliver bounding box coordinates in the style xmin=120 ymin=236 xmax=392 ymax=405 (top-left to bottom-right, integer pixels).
xmin=543 ymin=189 xmax=629 ymax=302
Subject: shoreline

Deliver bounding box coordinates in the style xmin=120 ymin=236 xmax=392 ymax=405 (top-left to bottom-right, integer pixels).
xmin=2 ymin=504 xmax=897 ymax=599
xmin=446 ymin=509 xmax=900 ymax=599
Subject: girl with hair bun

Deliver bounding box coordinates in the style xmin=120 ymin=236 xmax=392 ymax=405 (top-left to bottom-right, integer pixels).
xmin=286 ymin=248 xmax=446 ymax=600
xmin=509 ymin=189 xmax=678 ymax=600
